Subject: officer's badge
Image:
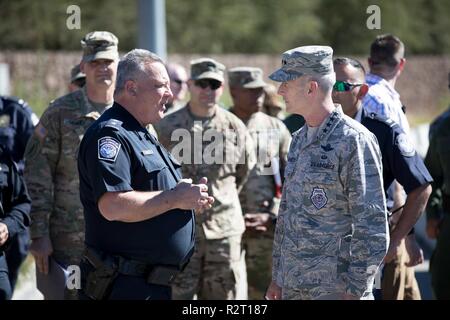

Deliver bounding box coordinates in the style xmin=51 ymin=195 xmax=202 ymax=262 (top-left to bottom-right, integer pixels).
xmin=98 ymin=136 xmax=121 ymax=162
xmin=0 ymin=115 xmax=10 ymax=127
xmin=310 ymin=187 xmax=327 ymax=210
xmin=395 ymin=133 xmax=415 ymax=157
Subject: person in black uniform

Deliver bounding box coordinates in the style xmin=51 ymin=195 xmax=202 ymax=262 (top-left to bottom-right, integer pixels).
xmin=0 ymin=145 xmax=31 ymax=300
xmin=77 ymin=49 xmax=214 ymax=300
xmin=0 ymin=95 xmax=36 ymax=295
xmin=332 ymin=57 xmax=433 ymax=300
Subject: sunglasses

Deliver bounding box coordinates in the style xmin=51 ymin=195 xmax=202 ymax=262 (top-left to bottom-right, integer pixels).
xmin=333 ymin=81 xmax=363 ymax=92
xmin=194 ymin=79 xmax=222 ymax=90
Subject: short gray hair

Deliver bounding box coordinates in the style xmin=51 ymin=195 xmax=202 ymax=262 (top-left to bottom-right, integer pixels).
xmin=307 ymin=73 xmax=336 ymax=93
xmin=115 ymin=49 xmax=164 ymax=93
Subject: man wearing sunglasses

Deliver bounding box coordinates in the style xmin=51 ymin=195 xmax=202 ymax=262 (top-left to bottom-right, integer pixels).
xmin=265 ymin=46 xmax=388 ymax=300
xmin=155 ymin=58 xmax=256 ymax=300
xmin=228 ymin=67 xmax=291 ymax=300
xmin=332 ymin=57 xmax=432 ymax=300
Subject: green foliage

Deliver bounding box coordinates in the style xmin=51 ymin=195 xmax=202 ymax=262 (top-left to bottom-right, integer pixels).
xmin=0 ymin=0 xmax=448 ymax=54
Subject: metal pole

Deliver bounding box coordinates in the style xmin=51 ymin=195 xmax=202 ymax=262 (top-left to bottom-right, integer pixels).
xmin=0 ymin=63 xmax=11 ymax=95
xmin=138 ymin=0 xmax=167 ymax=61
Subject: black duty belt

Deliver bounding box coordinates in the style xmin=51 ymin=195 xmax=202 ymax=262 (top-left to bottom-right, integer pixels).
xmin=83 ymin=247 xmax=183 ymax=287
xmin=116 ymin=256 xmax=180 ymax=287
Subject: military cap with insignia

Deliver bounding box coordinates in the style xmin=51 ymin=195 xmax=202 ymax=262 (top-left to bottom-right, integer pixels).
xmin=81 ymin=31 xmax=119 ymax=62
xmin=190 ymin=58 xmax=225 ymax=82
xmin=228 ymin=67 xmax=267 ymax=89
xmin=269 ymin=45 xmax=334 ymax=82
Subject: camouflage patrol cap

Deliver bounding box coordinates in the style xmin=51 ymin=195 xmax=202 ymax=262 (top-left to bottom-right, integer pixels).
xmin=81 ymin=31 xmax=119 ymax=62
xmin=190 ymin=58 xmax=225 ymax=82
xmin=228 ymin=67 xmax=267 ymax=88
xmin=70 ymin=64 xmax=86 ymax=83
xmin=269 ymin=45 xmax=334 ymax=82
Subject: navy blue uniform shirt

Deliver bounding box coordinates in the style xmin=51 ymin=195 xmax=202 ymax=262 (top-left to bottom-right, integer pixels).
xmin=78 ymin=103 xmax=194 ymax=267
xmin=361 ymin=109 xmax=433 ymax=195
xmin=0 ymin=147 xmax=31 ymax=251
xmin=0 ymin=97 xmax=34 ymax=171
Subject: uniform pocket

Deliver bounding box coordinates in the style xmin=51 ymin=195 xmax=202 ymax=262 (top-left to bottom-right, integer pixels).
xmin=142 ymin=159 xmax=170 ymax=191
xmin=296 ymin=236 xmax=339 ymax=287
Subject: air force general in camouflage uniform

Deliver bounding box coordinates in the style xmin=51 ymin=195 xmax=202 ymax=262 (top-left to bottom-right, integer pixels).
xmin=155 ymin=58 xmax=256 ymax=300
xmin=24 ymin=31 xmax=119 ymax=299
xmin=228 ymin=67 xmax=291 ymax=299
xmin=265 ymin=46 xmax=389 ymax=300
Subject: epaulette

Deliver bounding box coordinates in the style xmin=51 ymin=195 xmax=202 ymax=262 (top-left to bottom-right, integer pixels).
xmin=105 ymin=119 xmax=123 ymax=130
xmin=368 ymin=112 xmax=396 ymax=128
xmin=1 ymin=95 xmax=30 ymax=109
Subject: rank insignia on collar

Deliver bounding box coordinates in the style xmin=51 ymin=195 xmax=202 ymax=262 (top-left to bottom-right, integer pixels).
xmin=310 ymin=187 xmax=328 ymax=209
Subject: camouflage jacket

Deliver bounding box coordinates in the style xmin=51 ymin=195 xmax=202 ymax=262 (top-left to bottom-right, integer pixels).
xmin=272 ymin=106 xmax=388 ymax=298
xmin=24 ymin=88 xmax=106 ymax=243
xmin=230 ymin=110 xmax=291 ymax=215
xmin=155 ymin=104 xmax=256 ymax=240
xmin=425 ymin=106 xmax=450 ymax=220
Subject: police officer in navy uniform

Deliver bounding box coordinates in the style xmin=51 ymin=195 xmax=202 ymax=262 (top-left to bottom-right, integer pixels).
xmin=0 ymin=95 xmax=36 ymax=295
xmin=77 ymin=49 xmax=214 ymax=300
xmin=333 ymin=57 xmax=432 ymax=300
xmin=0 ymin=144 xmax=31 ymax=300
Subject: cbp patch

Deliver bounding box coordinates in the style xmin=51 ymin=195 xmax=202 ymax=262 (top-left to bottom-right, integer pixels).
xmin=98 ymin=136 xmax=121 ymax=162
xmin=395 ymin=133 xmax=415 ymax=157
xmin=310 ymin=187 xmax=327 ymax=210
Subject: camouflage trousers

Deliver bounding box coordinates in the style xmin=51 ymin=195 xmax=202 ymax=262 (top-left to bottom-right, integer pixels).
xmin=242 ymin=231 xmax=273 ymax=300
xmin=50 ymin=232 xmax=84 ymax=300
xmin=171 ymin=233 xmax=244 ymax=300
xmin=381 ymin=238 xmax=421 ymax=300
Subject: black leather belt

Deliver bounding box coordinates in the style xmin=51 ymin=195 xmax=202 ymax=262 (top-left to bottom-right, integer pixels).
xmin=83 ymin=247 xmax=183 ymax=287
xmin=116 ymin=256 xmax=180 ymax=286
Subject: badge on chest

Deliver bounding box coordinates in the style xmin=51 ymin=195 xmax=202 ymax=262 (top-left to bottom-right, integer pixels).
xmin=310 ymin=187 xmax=328 ymax=209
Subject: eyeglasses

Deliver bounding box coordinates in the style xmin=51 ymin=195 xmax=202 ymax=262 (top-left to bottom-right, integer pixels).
xmin=333 ymin=81 xmax=363 ymax=92
xmin=194 ymin=79 xmax=222 ymax=90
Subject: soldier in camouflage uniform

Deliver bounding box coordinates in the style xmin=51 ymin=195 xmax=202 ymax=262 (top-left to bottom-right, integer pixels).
xmin=68 ymin=64 xmax=86 ymax=93
xmin=424 ymin=72 xmax=450 ymax=299
xmin=155 ymin=58 xmax=256 ymax=300
xmin=24 ymin=31 xmax=119 ymax=299
xmin=265 ymin=46 xmax=389 ymax=300
xmin=227 ymin=67 xmax=291 ymax=299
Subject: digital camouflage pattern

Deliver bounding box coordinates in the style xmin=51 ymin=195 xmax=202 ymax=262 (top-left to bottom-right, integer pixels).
xmin=155 ymin=105 xmax=256 ymax=299
xmin=425 ymin=106 xmax=450 ymax=299
xmin=155 ymin=105 xmax=256 ymax=239
xmin=269 ymin=46 xmax=334 ymax=82
xmin=24 ymin=87 xmax=105 ymax=264
xmin=272 ymin=106 xmax=389 ymax=300
xmin=230 ymin=110 xmax=291 ymax=300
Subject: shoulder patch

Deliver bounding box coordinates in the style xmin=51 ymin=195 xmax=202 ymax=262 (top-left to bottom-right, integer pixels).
xmin=369 ymin=112 xmax=396 ymax=128
xmin=105 ymin=119 xmax=123 ymax=130
xmin=395 ymin=133 xmax=415 ymax=157
xmin=98 ymin=136 xmax=121 ymax=162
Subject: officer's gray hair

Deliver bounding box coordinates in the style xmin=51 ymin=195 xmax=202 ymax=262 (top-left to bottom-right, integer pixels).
xmin=115 ymin=49 xmax=164 ymax=93
xmin=306 ymin=73 xmax=336 ymax=93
